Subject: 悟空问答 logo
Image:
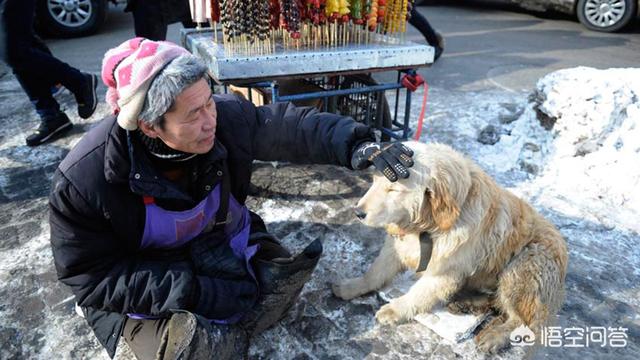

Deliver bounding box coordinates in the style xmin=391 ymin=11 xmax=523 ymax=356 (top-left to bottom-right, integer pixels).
xmin=510 ymin=325 xmax=536 ymax=346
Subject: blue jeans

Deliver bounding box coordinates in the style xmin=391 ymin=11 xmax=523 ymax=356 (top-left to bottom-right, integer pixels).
xmin=0 ymin=0 xmax=85 ymax=119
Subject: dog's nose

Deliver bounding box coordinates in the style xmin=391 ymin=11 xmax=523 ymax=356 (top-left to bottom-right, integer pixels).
xmin=354 ymin=209 xmax=367 ymax=220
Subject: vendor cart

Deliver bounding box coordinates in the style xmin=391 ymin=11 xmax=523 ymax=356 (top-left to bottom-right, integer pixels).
xmin=181 ymin=28 xmax=433 ymax=140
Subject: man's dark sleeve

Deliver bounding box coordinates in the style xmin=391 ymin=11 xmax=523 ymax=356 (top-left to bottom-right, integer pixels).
xmin=48 ymin=171 xmax=253 ymax=319
xmin=249 ymin=100 xmax=376 ymax=166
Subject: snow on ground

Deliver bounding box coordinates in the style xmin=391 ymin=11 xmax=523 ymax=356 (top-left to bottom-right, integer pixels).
xmin=1 ymin=66 xmax=638 ymax=359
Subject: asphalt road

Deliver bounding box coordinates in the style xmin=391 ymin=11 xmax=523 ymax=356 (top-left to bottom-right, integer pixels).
xmin=415 ymin=0 xmax=640 ymax=93
xmin=41 ymin=1 xmax=640 ymax=95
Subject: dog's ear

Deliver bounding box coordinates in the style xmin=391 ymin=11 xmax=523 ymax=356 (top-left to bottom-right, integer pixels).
xmin=426 ymin=179 xmax=460 ymax=231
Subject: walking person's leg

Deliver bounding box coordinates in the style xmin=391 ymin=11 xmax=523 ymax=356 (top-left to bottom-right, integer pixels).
xmin=409 ymin=4 xmax=444 ymax=61
xmin=2 ymin=0 xmax=98 ymax=145
xmin=4 ymin=0 xmax=90 ymax=92
xmin=1 ymin=0 xmax=71 ymax=145
xmin=131 ymin=0 xmax=170 ymax=41
xmin=12 ymin=27 xmax=60 ymax=115
xmin=31 ymin=34 xmax=64 ymax=95
xmin=13 ymin=68 xmax=73 ymax=146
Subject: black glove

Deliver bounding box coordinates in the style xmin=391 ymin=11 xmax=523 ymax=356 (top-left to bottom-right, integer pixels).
xmin=190 ymin=231 xmax=248 ymax=280
xmin=351 ymin=142 xmax=414 ymax=182
xmin=240 ymin=239 xmax=322 ymax=336
xmin=194 ymin=276 xmax=258 ymax=320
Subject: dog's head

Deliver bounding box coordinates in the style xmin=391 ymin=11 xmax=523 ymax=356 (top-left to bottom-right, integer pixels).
xmin=355 ymin=142 xmax=473 ymax=234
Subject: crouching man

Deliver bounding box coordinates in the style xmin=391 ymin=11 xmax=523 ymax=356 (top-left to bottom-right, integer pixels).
xmin=49 ymin=38 xmax=414 ymax=359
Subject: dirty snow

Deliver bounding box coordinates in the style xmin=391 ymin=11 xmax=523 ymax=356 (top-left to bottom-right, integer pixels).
xmin=469 ymin=67 xmax=640 ymax=233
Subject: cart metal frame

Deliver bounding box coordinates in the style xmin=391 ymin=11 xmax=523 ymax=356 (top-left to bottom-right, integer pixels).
xmin=181 ymin=28 xmax=433 ymax=140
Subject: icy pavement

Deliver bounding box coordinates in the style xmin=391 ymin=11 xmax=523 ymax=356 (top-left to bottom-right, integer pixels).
xmin=1 ymin=66 xmax=639 ymax=359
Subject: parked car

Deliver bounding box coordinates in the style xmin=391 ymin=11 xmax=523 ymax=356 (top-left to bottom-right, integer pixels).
xmin=417 ymin=0 xmax=638 ymax=32
xmin=510 ymin=0 xmax=638 ymax=32
xmin=35 ymin=0 xmax=125 ymax=37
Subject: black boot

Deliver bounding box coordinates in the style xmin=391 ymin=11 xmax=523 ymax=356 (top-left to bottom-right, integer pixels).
xmin=157 ymin=312 xmax=249 ymax=360
xmin=26 ymin=111 xmax=72 ymax=146
xmin=240 ymin=239 xmax=323 ymax=336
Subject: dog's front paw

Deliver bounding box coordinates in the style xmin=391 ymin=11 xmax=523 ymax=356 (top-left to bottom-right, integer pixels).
xmin=474 ymin=319 xmax=511 ymax=354
xmin=375 ymin=302 xmax=407 ymax=325
xmin=332 ymin=278 xmax=367 ymax=300
xmin=475 ymin=332 xmax=509 ymax=354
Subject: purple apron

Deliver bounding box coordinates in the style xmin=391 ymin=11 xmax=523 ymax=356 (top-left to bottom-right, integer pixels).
xmin=128 ymin=183 xmax=258 ymax=323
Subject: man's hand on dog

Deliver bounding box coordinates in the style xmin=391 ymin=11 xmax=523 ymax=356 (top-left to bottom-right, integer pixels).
xmin=351 ymin=142 xmax=414 ymax=182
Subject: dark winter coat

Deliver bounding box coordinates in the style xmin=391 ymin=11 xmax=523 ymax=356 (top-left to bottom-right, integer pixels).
xmin=49 ymin=94 xmax=374 ymax=357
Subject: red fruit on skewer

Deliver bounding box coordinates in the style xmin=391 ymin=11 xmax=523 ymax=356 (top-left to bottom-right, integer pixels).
xmin=269 ymin=0 xmax=280 ymax=29
xmin=209 ymin=0 xmax=220 ymax=22
xmin=280 ymin=0 xmax=301 ymax=37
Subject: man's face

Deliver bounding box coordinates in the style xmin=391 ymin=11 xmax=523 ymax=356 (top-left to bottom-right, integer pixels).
xmin=143 ymin=78 xmax=217 ymax=154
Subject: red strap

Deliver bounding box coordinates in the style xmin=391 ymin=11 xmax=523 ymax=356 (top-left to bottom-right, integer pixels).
xmin=143 ymin=195 xmax=155 ymax=205
xmin=401 ymin=72 xmax=429 ymax=140
xmin=401 ymin=73 xmax=425 ymax=92
xmin=414 ymin=80 xmax=429 ymax=140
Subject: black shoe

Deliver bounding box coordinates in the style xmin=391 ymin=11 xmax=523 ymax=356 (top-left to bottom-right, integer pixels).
xmin=76 ymin=73 xmax=98 ymax=119
xmin=26 ymin=112 xmax=73 ymax=146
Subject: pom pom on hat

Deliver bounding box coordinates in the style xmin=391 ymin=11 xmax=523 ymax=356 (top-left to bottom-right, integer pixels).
xmin=101 ymin=38 xmax=190 ymax=130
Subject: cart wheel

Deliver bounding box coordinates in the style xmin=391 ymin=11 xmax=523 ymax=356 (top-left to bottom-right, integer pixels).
xmin=337 ymin=74 xmax=393 ymax=141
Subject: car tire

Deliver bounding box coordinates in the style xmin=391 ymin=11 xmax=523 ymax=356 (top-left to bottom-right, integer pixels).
xmin=36 ymin=0 xmax=108 ymax=37
xmin=576 ymin=0 xmax=637 ymax=32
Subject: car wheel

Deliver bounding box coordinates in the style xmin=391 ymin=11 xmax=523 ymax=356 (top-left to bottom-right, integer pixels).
xmin=576 ymin=0 xmax=637 ymax=32
xmin=36 ymin=0 xmax=108 ymax=37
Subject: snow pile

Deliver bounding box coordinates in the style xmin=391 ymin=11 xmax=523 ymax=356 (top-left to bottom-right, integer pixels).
xmin=475 ymin=67 xmax=640 ymax=232
xmin=528 ymin=67 xmax=640 ymax=231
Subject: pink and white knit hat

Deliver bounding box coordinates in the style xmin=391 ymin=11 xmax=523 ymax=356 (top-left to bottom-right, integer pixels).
xmin=101 ymin=38 xmax=191 ymax=130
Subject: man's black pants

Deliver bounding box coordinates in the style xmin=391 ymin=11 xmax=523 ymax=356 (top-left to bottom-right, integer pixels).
xmin=124 ymin=317 xmax=171 ymax=360
xmin=123 ymin=236 xmax=291 ymax=360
